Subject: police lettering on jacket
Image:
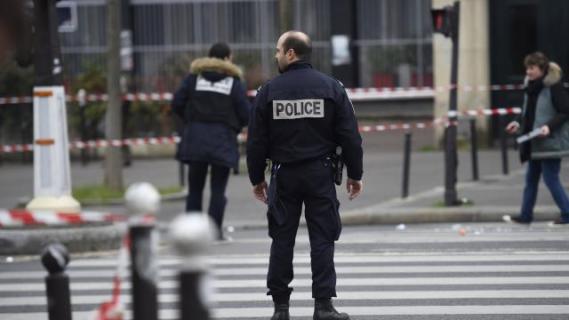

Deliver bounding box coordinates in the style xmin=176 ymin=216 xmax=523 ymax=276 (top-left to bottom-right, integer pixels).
xmin=273 ymin=99 xmax=324 ymax=119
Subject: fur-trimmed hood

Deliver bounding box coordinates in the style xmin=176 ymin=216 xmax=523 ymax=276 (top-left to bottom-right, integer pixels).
xmin=190 ymin=57 xmax=242 ymax=78
xmin=524 ymin=62 xmax=563 ymax=87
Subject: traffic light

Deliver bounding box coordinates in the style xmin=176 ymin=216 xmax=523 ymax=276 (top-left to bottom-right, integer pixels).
xmin=431 ymin=3 xmax=459 ymax=40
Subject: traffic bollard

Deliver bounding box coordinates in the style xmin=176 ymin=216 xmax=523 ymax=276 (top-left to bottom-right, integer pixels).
xmin=401 ymin=132 xmax=412 ymax=198
xmin=469 ymin=118 xmax=480 ymax=181
xmin=169 ymin=213 xmax=216 ymax=320
xmin=41 ymin=242 xmax=72 ymax=320
xmin=498 ymin=116 xmax=509 ymax=175
xmin=124 ymin=182 xmax=161 ymax=320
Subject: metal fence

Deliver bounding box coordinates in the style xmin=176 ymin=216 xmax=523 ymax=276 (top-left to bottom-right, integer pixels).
xmin=0 ymin=0 xmax=433 ymax=148
xmin=60 ymin=0 xmax=432 ymax=91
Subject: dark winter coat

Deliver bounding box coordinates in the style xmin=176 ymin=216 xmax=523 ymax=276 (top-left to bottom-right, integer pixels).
xmin=172 ymin=58 xmax=251 ymax=168
xmin=518 ymin=62 xmax=569 ymax=162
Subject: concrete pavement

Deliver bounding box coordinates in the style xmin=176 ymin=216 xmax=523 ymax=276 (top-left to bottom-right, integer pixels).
xmin=1 ymin=128 xmax=568 ymax=254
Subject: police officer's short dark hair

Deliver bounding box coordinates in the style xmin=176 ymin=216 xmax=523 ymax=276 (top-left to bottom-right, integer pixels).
xmin=282 ymin=34 xmax=312 ymax=61
xmin=209 ymin=42 xmax=231 ymax=60
xmin=524 ymin=52 xmax=549 ymax=72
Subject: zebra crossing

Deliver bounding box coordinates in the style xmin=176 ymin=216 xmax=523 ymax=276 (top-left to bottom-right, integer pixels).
xmin=1 ymin=250 xmax=569 ymax=320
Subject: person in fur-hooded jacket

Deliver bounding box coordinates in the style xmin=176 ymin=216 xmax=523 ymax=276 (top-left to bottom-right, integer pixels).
xmin=172 ymin=43 xmax=251 ymax=239
xmin=505 ymin=52 xmax=569 ymax=225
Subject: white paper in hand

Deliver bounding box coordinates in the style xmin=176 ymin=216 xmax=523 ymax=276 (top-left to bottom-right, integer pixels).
xmin=516 ymin=128 xmax=542 ymax=144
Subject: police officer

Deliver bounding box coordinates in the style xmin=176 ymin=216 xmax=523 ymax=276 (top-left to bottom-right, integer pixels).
xmin=247 ymin=31 xmax=363 ymax=320
xmin=172 ymin=42 xmax=251 ymax=240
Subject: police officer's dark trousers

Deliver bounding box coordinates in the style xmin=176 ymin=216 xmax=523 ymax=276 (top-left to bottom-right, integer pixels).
xmin=267 ymin=158 xmax=341 ymax=303
xmin=186 ymin=161 xmax=230 ymax=235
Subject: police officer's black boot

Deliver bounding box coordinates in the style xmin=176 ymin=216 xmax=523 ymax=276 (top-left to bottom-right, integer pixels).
xmin=271 ymin=302 xmax=290 ymax=320
xmin=313 ymin=298 xmax=350 ymax=320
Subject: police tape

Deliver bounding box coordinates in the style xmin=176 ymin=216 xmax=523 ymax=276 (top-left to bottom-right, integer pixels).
xmin=447 ymin=107 xmax=521 ymax=118
xmin=0 ymin=107 xmax=523 ymax=154
xmin=0 ymin=209 xmax=127 ymax=227
xmin=3 ymin=82 xmax=569 ymax=106
xmin=0 ymin=136 xmax=182 ymax=154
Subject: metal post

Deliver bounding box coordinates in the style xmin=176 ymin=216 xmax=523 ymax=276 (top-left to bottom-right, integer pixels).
xmin=179 ymin=162 xmax=186 ymax=187
xmin=170 ymin=214 xmax=215 ymax=320
xmin=499 ymin=116 xmax=509 ymax=175
xmin=124 ymin=183 xmax=161 ymax=320
xmin=444 ymin=1 xmax=460 ymax=206
xmin=401 ymin=132 xmax=412 ymax=198
xmin=129 ymin=225 xmax=158 ymax=320
xmin=78 ymin=89 xmax=88 ymax=166
xmin=469 ymin=118 xmax=479 ymax=181
xmin=41 ymin=243 xmax=72 ymax=320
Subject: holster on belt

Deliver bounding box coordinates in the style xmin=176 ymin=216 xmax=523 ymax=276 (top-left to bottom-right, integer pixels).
xmin=329 ymin=151 xmax=344 ymax=186
xmin=268 ymin=163 xmax=287 ymax=226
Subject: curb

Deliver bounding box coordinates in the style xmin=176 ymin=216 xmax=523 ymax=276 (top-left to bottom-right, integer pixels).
xmin=341 ymin=206 xmax=560 ymax=225
xmin=0 ymin=223 xmax=125 ymax=255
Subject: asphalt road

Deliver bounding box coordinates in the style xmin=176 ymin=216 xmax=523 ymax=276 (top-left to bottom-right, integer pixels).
xmin=0 ymin=222 xmax=568 ymax=319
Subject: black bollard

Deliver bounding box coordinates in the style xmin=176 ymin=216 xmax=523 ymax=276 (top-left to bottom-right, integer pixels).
xmin=170 ymin=214 xmax=214 ymax=320
xmin=41 ymin=243 xmax=72 ymax=320
xmin=130 ymin=225 xmax=159 ymax=320
xmin=469 ymin=118 xmax=480 ymax=181
xmin=180 ymin=271 xmax=209 ymax=320
xmin=499 ymin=116 xmax=509 ymax=175
xmin=401 ymin=132 xmax=412 ymax=198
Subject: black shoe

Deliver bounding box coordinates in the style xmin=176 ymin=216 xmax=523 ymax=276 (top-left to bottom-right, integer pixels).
xmin=314 ymin=299 xmax=350 ymax=320
xmin=271 ymin=303 xmax=290 ymax=320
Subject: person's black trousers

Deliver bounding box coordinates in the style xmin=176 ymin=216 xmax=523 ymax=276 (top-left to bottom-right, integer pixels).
xmin=186 ymin=161 xmax=230 ymax=235
xmin=266 ymin=159 xmax=342 ymax=303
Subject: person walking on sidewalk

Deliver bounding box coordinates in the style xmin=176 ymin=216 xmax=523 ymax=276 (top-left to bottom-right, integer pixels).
xmin=172 ymin=43 xmax=251 ymax=239
xmin=505 ymin=52 xmax=569 ymax=225
xmin=247 ymin=31 xmax=363 ymax=320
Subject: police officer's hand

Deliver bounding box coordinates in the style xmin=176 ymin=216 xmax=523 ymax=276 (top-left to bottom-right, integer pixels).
xmin=253 ymin=181 xmax=269 ymax=204
xmin=346 ymin=178 xmax=363 ymax=200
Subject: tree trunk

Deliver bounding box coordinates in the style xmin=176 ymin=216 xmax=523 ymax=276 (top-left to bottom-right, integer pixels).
xmin=104 ymin=0 xmax=123 ymax=191
xmin=279 ymin=0 xmax=293 ymax=33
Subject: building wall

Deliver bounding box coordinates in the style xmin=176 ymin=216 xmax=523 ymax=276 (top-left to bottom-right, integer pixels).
xmin=432 ymin=0 xmax=490 ymax=145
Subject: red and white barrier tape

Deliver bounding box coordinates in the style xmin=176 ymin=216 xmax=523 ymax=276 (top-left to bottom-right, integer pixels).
xmin=448 ymin=107 xmax=521 ymax=118
xmin=0 ymin=210 xmax=125 ymax=227
xmin=4 ymin=82 xmax=569 ymax=106
xmin=91 ymin=235 xmax=129 ymax=320
xmin=0 ymin=107 xmax=523 ymax=154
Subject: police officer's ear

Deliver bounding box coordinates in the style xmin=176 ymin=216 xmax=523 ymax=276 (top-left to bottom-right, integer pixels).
xmin=285 ymin=48 xmax=296 ymax=60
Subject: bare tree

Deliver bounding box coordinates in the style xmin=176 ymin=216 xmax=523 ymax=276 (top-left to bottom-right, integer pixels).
xmin=104 ymin=0 xmax=124 ymax=191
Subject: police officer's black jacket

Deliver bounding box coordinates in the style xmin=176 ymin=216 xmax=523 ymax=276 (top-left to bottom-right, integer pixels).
xmin=247 ymin=61 xmax=363 ymax=185
xmin=172 ymin=57 xmax=251 ymax=168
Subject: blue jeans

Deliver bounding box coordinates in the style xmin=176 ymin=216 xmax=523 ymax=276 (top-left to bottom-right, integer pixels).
xmin=520 ymin=159 xmax=569 ymax=222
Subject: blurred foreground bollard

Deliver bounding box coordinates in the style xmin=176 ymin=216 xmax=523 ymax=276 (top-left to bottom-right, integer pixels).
xmin=469 ymin=118 xmax=479 ymax=181
xmin=401 ymin=132 xmax=412 ymax=198
xmin=125 ymin=182 xmax=161 ymax=320
xmin=170 ymin=213 xmax=216 ymax=320
xmin=42 ymin=243 xmax=72 ymax=320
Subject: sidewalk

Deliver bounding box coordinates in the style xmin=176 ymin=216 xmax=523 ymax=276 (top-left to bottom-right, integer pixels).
xmin=2 ymin=131 xmax=568 ymax=254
